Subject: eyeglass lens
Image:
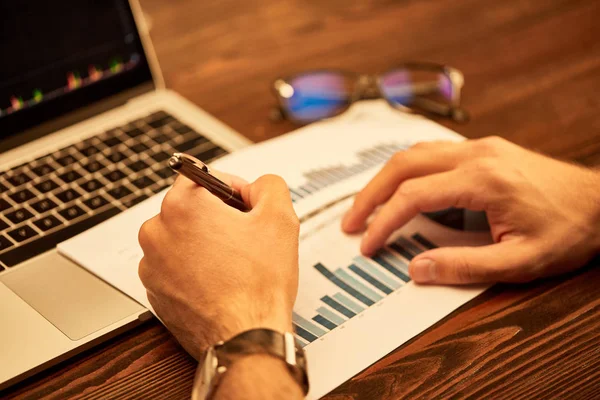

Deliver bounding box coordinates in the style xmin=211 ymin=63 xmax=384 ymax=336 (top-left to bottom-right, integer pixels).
xmin=379 ymin=68 xmax=454 ymax=112
xmin=280 ymin=72 xmax=354 ymax=124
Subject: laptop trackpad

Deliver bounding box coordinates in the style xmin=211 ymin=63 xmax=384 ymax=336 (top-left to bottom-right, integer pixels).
xmin=1 ymin=251 xmax=144 ymax=340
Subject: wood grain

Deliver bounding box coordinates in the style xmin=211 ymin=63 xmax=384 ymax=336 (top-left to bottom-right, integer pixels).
xmin=3 ymin=0 xmax=600 ymax=399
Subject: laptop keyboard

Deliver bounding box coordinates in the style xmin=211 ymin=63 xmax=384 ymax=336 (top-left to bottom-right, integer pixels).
xmin=0 ymin=111 xmax=228 ymax=272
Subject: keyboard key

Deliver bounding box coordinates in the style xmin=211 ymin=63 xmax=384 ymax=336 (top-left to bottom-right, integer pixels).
xmin=79 ymin=179 xmax=104 ymax=193
xmin=123 ymin=194 xmax=149 ymax=208
xmin=193 ymin=146 xmax=228 ymax=162
xmin=0 ymin=199 xmax=12 ymax=212
xmin=154 ymin=167 xmax=175 ymax=179
xmin=33 ymin=215 xmax=62 ymax=232
xmin=104 ymin=170 xmax=126 ymax=182
xmin=82 ymin=159 xmax=106 ymax=173
xmin=83 ymin=195 xmax=109 ymax=210
xmin=151 ymin=132 xmax=170 ymax=144
xmin=58 ymin=170 xmax=82 ymax=183
xmin=172 ymin=123 xmax=194 ymax=135
xmin=107 ymin=185 xmax=132 ymax=200
xmin=106 ymin=151 xmax=126 ymax=163
xmin=5 ymin=208 xmax=34 ymax=224
xmin=77 ymin=144 xmax=101 ymax=157
xmin=131 ymin=175 xmax=155 ymax=189
xmin=9 ymin=189 xmax=36 ymax=204
xmin=30 ymin=198 xmax=58 ymax=213
xmin=145 ymin=111 xmax=170 ymax=122
xmin=35 ymin=179 xmax=60 ymax=193
xmin=0 ymin=235 xmax=13 ymax=251
xmin=6 ymin=172 xmax=32 ymax=187
xmin=102 ymin=136 xmax=122 ymax=148
xmin=55 ymin=188 xmax=82 ymax=203
xmin=126 ymin=159 xmax=149 ymax=172
xmin=176 ymin=136 xmax=209 ymax=153
xmin=131 ymin=142 xmax=149 ymax=153
xmin=31 ymin=163 xmax=55 ymax=177
xmin=59 ymin=205 xmax=86 ymax=221
xmin=147 ymin=114 xmax=174 ymax=129
xmin=0 ymin=207 xmax=121 ymax=267
xmin=8 ymin=225 xmax=38 ymax=243
xmin=124 ymin=126 xmax=145 ymax=139
xmin=54 ymin=153 xmax=78 ymax=167
xmin=0 ymin=219 xmax=9 ymax=231
xmin=150 ymin=151 xmax=171 ymax=162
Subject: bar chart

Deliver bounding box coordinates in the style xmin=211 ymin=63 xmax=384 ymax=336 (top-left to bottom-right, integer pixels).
xmin=289 ymin=142 xmax=407 ymax=202
xmin=292 ymin=232 xmax=437 ymax=346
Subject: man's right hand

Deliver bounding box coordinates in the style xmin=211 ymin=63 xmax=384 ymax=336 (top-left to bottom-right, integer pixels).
xmin=342 ymin=136 xmax=600 ymax=284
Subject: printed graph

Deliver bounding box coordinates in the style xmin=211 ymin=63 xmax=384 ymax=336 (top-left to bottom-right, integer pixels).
xmin=292 ymin=232 xmax=437 ymax=346
xmin=289 ymin=142 xmax=407 ymax=202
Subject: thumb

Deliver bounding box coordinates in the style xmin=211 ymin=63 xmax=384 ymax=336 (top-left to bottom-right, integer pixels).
xmin=241 ymin=174 xmax=293 ymax=211
xmin=409 ymin=239 xmax=538 ymax=284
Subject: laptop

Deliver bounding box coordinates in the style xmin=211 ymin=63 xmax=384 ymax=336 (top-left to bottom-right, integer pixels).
xmin=0 ymin=0 xmax=250 ymax=389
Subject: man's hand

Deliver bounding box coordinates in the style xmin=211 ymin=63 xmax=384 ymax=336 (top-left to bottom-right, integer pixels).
xmin=342 ymin=136 xmax=600 ymax=284
xmin=138 ymin=174 xmax=299 ymax=360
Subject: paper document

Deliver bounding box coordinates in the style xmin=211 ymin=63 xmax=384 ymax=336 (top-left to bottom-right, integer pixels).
xmin=58 ymin=101 xmax=491 ymax=399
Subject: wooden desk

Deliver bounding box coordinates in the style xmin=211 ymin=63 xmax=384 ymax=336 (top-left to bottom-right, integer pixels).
xmin=5 ymin=0 xmax=600 ymax=398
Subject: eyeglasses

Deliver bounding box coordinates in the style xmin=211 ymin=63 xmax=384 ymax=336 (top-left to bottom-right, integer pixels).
xmin=271 ymin=63 xmax=469 ymax=125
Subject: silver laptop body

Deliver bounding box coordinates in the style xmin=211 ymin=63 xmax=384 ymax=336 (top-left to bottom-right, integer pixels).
xmin=0 ymin=0 xmax=250 ymax=389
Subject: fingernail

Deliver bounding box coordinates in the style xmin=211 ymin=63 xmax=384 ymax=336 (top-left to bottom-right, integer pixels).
xmin=411 ymin=259 xmax=436 ymax=283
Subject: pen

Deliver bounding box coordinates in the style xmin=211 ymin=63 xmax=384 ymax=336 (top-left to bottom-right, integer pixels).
xmin=168 ymin=153 xmax=248 ymax=211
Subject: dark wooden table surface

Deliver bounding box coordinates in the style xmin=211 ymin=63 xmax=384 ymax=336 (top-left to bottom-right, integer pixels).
xmin=5 ymin=0 xmax=600 ymax=398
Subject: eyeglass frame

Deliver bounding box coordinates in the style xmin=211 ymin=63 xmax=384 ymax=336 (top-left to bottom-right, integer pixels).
xmin=271 ymin=62 xmax=469 ymax=125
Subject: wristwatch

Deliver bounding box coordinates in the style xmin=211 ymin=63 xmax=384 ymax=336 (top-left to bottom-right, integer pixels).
xmin=191 ymin=329 xmax=309 ymax=400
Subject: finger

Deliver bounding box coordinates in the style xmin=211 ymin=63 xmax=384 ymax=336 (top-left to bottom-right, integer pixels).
xmin=360 ymin=170 xmax=488 ymax=255
xmin=241 ymin=174 xmax=293 ymax=211
xmin=342 ymin=141 xmax=465 ymax=233
xmin=408 ymin=239 xmax=540 ymax=284
xmin=210 ymin=169 xmax=249 ymax=192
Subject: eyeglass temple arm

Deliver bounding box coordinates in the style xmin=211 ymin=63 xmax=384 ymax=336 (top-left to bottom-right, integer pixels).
xmin=409 ymin=97 xmax=470 ymax=123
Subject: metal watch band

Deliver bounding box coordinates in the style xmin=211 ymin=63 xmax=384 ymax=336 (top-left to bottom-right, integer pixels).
xmin=192 ymin=328 xmax=309 ymax=400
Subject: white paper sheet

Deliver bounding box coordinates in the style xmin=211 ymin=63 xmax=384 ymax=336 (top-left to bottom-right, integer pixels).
xmin=58 ymin=101 xmax=490 ymax=399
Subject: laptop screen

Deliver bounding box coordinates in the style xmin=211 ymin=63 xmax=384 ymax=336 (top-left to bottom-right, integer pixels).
xmin=0 ymin=0 xmax=153 ymax=140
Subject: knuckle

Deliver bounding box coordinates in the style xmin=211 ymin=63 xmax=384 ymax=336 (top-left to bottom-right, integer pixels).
xmin=390 ymin=151 xmax=406 ymax=166
xmin=474 ymin=136 xmax=506 ymax=156
xmin=397 ymin=179 xmax=419 ymax=198
xmin=160 ymin=188 xmax=183 ymax=219
xmin=138 ymin=258 xmax=151 ymax=286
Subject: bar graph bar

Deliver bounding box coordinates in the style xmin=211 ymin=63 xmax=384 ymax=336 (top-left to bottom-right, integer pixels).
xmin=412 ymin=233 xmax=438 ymax=249
xmin=349 ymin=264 xmax=393 ymax=295
xmin=353 ymin=256 xmax=402 ymax=289
xmin=334 ymin=269 xmax=383 ymax=301
xmin=379 ymin=250 xmax=410 ymax=275
xmin=371 ymin=254 xmax=410 ymax=282
xmin=321 ymin=295 xmax=357 ymax=318
xmin=395 ymin=236 xmax=424 ymax=255
xmin=389 ymin=242 xmax=416 ymax=261
xmin=289 ymin=142 xmax=408 ymax=202
xmin=332 ymin=293 xmax=365 ymax=314
xmin=314 ymin=263 xmax=375 ymax=306
xmin=313 ymin=315 xmax=337 ymax=330
xmin=316 ymin=307 xmax=345 ymax=325
xmin=293 ymin=312 xmax=327 ymax=337
xmin=294 ymin=324 xmax=318 ymax=343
